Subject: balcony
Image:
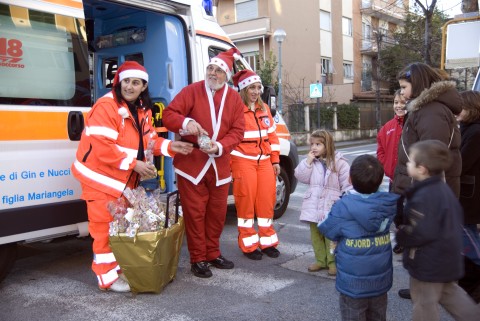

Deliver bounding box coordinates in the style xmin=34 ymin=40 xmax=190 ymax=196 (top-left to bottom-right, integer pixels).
xmin=221 ymin=17 xmax=271 ymax=42
xmin=361 ymin=0 xmax=406 ymax=25
xmin=361 ymin=38 xmax=378 ymax=56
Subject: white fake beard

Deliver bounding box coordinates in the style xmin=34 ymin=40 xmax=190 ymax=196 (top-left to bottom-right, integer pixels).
xmin=207 ymin=77 xmax=226 ymax=91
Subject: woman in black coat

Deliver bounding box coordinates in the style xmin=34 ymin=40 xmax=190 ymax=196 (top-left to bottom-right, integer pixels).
xmin=457 ymin=90 xmax=480 ymax=303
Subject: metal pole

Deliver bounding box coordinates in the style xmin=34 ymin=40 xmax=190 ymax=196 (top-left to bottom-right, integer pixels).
xmin=316 ymin=97 xmax=320 ymax=129
xmin=316 ymin=80 xmax=320 ymax=129
xmin=278 ymin=43 xmax=283 ymax=114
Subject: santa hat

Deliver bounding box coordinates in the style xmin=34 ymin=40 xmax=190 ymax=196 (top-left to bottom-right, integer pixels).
xmin=113 ymin=61 xmax=149 ymax=86
xmin=208 ymin=48 xmax=241 ymax=80
xmin=232 ymin=69 xmax=262 ymax=90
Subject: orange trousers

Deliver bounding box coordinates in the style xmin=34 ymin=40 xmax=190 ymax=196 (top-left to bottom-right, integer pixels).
xmin=231 ymin=157 xmax=279 ymax=253
xmin=84 ymin=194 xmax=121 ymax=288
xmin=177 ymin=166 xmax=230 ymax=263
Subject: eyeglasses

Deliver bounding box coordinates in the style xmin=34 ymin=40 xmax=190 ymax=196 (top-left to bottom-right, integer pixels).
xmin=207 ymin=65 xmax=226 ymax=75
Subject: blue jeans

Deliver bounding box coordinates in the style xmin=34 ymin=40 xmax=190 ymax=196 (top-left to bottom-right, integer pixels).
xmin=339 ymin=293 xmax=387 ymax=321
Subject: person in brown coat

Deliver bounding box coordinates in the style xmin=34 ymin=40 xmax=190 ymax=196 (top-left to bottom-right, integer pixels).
xmin=392 ymin=62 xmax=462 ymax=197
xmin=392 ymin=62 xmax=462 ymax=300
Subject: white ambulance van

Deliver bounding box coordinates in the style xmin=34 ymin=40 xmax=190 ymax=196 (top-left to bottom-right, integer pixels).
xmin=0 ymin=0 xmax=298 ymax=281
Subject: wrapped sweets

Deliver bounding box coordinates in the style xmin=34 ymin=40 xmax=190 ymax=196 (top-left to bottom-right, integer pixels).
xmin=108 ymin=186 xmax=181 ymax=237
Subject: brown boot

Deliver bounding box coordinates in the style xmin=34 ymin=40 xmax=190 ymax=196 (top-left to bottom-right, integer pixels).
xmin=328 ymin=266 xmax=337 ymax=276
xmin=308 ymin=263 xmax=326 ymax=272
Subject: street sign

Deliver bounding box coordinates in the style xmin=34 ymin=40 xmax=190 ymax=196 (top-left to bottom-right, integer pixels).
xmin=310 ymin=83 xmax=323 ymax=98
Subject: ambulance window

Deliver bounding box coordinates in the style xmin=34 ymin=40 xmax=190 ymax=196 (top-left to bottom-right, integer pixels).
xmin=0 ymin=4 xmax=90 ymax=106
xmin=103 ymin=58 xmax=118 ymax=88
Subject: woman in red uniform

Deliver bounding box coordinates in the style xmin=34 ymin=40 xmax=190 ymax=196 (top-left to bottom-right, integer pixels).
xmin=72 ymin=61 xmax=193 ymax=292
xmin=231 ymin=70 xmax=281 ymax=260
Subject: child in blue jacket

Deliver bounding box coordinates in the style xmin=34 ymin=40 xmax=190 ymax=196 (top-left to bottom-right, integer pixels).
xmin=319 ymin=154 xmax=399 ymax=321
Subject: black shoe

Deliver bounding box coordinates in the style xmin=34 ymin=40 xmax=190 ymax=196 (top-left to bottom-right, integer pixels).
xmin=398 ymin=289 xmax=411 ymax=300
xmin=262 ymin=246 xmax=280 ymax=258
xmin=207 ymin=255 xmax=234 ymax=269
xmin=393 ymin=244 xmax=404 ymax=254
xmin=243 ymin=249 xmax=263 ymax=260
xmin=191 ymin=261 xmax=212 ymax=278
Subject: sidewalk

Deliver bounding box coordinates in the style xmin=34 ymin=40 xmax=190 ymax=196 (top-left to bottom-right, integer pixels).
xmin=297 ymin=138 xmax=377 ymax=154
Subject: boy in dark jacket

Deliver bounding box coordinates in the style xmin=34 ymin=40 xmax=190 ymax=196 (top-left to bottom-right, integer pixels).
xmin=396 ymin=140 xmax=479 ymax=321
xmin=319 ymin=155 xmax=399 ymax=321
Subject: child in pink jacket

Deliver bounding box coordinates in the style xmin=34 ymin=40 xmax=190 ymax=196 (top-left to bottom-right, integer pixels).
xmin=294 ymin=130 xmax=352 ymax=275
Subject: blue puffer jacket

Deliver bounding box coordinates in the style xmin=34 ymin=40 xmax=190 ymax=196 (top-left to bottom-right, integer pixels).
xmin=318 ymin=190 xmax=399 ymax=298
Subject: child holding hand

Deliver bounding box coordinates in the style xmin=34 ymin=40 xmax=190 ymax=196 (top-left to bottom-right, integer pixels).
xmin=294 ymin=130 xmax=352 ymax=275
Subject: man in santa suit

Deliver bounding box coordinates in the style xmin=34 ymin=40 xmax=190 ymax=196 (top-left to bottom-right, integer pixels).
xmin=163 ymin=48 xmax=245 ymax=278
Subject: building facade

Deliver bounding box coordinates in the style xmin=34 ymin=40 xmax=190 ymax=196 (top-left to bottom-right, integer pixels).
xmin=216 ymin=0 xmax=408 ymax=108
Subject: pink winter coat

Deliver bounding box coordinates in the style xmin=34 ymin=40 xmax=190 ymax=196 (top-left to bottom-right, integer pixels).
xmin=294 ymin=151 xmax=352 ymax=223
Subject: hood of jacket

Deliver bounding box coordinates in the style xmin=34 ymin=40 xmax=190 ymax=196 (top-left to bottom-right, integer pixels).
xmin=407 ymin=81 xmax=461 ymax=115
xmin=342 ymin=191 xmax=399 ymax=234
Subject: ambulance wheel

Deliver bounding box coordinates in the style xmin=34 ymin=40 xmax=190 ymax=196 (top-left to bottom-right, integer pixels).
xmin=273 ymin=167 xmax=290 ymax=220
xmin=0 ymin=243 xmax=17 ymax=283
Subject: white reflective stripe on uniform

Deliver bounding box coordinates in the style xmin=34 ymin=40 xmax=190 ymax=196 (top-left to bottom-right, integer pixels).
xmin=160 ymin=139 xmax=173 ymax=157
xmin=257 ymin=217 xmax=272 ymax=227
xmin=73 ymin=160 xmax=125 ymax=193
xmin=268 ymin=125 xmax=277 ymax=133
xmin=97 ymin=267 xmax=119 ymax=287
xmin=244 ymin=129 xmax=267 ymax=139
xmin=238 ymin=218 xmax=254 ymax=228
xmin=270 ymin=143 xmax=281 ymax=152
xmin=260 ymin=233 xmax=278 ymax=246
xmin=94 ymin=252 xmax=116 ymax=264
xmin=231 ymin=150 xmax=270 ymax=160
xmin=116 ymin=145 xmax=137 ymax=170
xmin=242 ymin=234 xmax=259 ymax=247
xmin=86 ymin=125 xmax=119 ymax=140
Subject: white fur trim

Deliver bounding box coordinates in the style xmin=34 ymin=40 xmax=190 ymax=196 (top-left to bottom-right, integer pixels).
xmin=119 ymin=69 xmax=149 ymax=82
xmin=238 ymin=75 xmax=262 ymax=90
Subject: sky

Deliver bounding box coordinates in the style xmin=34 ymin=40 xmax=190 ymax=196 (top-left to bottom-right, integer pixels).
xmin=411 ymin=0 xmax=463 ymax=17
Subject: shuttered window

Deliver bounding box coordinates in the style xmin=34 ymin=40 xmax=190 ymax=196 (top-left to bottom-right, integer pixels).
xmin=235 ymin=0 xmax=258 ymax=22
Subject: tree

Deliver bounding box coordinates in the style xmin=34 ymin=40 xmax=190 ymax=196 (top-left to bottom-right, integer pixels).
xmin=462 ymin=0 xmax=479 ymax=13
xmin=412 ymin=0 xmax=438 ymax=65
xmin=256 ymin=51 xmax=278 ymax=86
xmin=378 ymin=7 xmax=448 ymax=92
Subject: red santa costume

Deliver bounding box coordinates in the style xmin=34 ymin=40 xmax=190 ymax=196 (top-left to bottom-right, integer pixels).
xmin=230 ymin=70 xmax=281 ymax=259
xmin=72 ymin=61 xmax=174 ymax=290
xmin=163 ymin=49 xmax=245 ymax=275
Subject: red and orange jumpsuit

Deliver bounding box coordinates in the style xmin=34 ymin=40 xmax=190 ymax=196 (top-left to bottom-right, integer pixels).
xmin=71 ymin=92 xmax=174 ymax=288
xmin=231 ymin=103 xmax=280 ymax=253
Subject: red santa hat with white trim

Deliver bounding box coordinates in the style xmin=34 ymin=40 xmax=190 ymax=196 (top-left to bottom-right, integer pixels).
xmin=232 ymin=69 xmax=262 ymax=91
xmin=208 ymin=48 xmax=241 ymax=80
xmin=113 ymin=61 xmax=149 ymax=86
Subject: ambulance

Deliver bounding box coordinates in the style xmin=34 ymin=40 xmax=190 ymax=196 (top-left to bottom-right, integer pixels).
xmin=0 ymin=0 xmax=298 ymax=281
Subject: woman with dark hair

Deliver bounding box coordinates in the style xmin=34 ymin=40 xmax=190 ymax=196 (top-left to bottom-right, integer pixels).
xmin=456 ymin=90 xmax=480 ymax=303
xmin=72 ymin=61 xmax=193 ymax=292
xmin=393 ymin=62 xmax=461 ymax=197
xmin=392 ymin=62 xmax=462 ymax=300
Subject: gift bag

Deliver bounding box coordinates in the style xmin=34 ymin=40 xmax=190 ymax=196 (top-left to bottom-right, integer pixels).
xmin=110 ymin=191 xmax=184 ymax=294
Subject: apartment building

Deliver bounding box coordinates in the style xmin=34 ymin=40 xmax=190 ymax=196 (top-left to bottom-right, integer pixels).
xmin=216 ymin=0 xmax=408 ymax=108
